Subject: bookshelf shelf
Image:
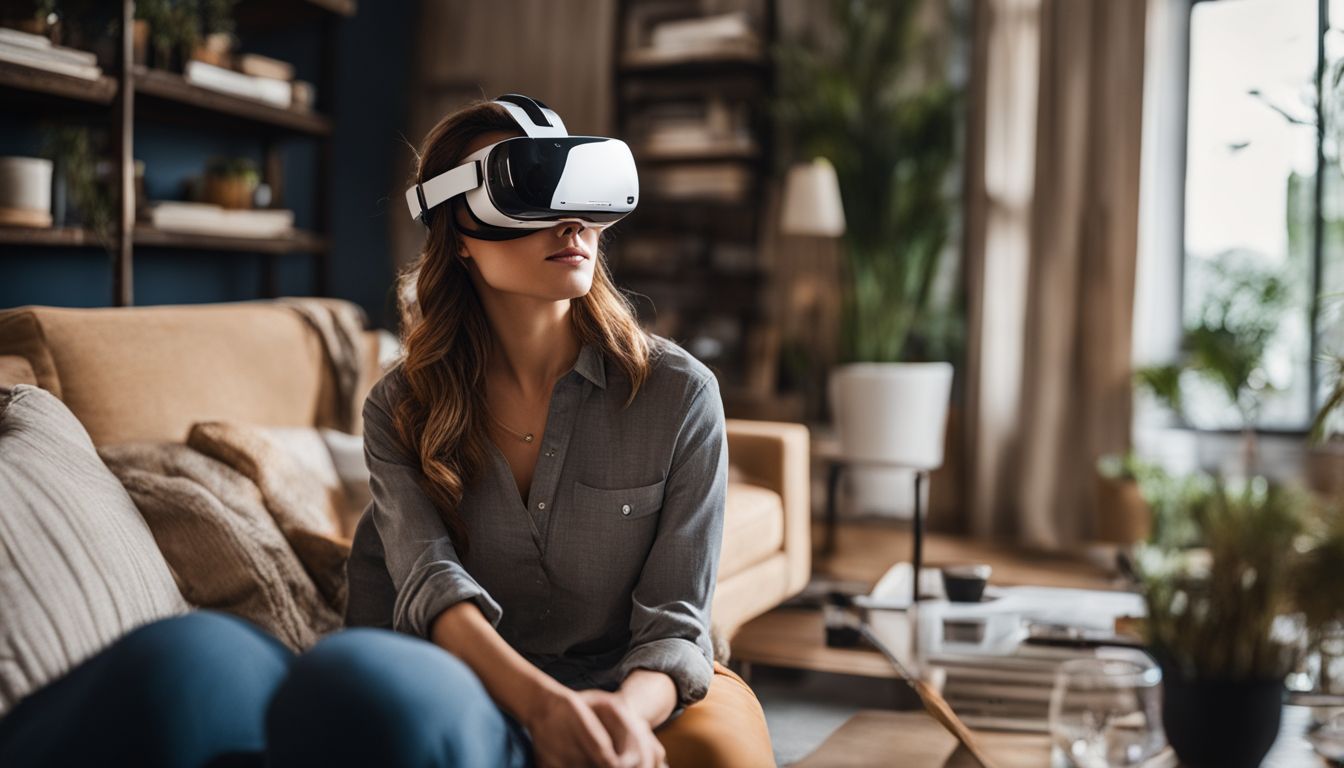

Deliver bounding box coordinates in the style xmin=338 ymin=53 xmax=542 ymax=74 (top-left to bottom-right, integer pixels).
xmin=0 ymin=226 xmax=102 ymax=248
xmin=0 ymin=59 xmax=116 ymax=104
xmin=132 ymin=66 xmax=331 ymax=136
xmin=132 ymin=225 xmax=328 ymax=255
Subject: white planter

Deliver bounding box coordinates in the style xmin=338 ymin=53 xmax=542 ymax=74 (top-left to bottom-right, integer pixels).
xmin=828 ymin=362 xmax=954 ymax=519
xmin=0 ymin=156 xmax=54 ymax=212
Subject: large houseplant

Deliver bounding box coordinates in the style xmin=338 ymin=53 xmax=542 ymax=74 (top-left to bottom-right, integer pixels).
xmin=1132 ymin=469 xmax=1344 ymax=766
xmin=772 ymin=0 xmax=965 ymax=516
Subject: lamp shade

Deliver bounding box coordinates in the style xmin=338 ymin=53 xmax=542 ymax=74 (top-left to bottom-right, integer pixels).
xmin=779 ymin=157 xmax=845 ymax=237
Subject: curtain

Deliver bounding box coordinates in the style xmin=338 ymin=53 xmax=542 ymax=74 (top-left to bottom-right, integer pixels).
xmin=963 ymin=0 xmax=1148 ymax=548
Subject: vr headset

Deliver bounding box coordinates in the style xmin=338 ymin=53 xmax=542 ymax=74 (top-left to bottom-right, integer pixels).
xmin=404 ymin=93 xmax=639 ymax=240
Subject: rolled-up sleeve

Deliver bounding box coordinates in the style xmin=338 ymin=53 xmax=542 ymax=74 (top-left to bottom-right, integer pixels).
xmin=614 ymin=373 xmax=728 ymax=718
xmin=363 ymin=378 xmax=504 ymax=638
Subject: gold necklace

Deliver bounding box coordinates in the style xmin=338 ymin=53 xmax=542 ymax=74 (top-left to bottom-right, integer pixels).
xmin=486 ymin=404 xmax=535 ymax=443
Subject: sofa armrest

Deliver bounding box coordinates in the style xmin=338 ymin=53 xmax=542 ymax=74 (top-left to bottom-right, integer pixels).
xmin=724 ymin=418 xmax=811 ymax=600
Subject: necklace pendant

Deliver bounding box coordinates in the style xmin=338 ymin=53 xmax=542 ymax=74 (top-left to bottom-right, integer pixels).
xmin=523 ymin=433 xmax=534 ymax=443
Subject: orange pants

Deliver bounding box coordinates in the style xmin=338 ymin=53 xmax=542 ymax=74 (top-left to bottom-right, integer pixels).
xmin=653 ymin=661 xmax=775 ymax=767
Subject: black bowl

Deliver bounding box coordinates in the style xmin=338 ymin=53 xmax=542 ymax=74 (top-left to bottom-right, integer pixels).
xmin=941 ymin=564 xmax=992 ymax=602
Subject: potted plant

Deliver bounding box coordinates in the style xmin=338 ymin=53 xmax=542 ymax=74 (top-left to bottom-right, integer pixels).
xmin=772 ymin=0 xmax=965 ymax=517
xmin=1132 ymin=471 xmax=1344 ymax=767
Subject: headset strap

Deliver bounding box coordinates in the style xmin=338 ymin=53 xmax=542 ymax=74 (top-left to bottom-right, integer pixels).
xmin=405 ymin=160 xmax=481 ymax=222
xmin=494 ymin=93 xmax=568 ymax=138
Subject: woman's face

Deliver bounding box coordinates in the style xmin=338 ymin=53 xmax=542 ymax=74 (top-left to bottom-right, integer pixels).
xmin=454 ymin=130 xmax=603 ymax=302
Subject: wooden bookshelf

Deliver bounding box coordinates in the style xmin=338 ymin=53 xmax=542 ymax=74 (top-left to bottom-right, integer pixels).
xmin=610 ymin=1 xmax=778 ymax=406
xmin=0 ymin=0 xmax=355 ymax=306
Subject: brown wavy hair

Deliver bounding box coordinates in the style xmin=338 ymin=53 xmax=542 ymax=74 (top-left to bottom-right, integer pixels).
xmin=392 ymin=97 xmax=655 ymax=557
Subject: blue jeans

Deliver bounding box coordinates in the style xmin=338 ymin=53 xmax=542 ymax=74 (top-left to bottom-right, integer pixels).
xmin=0 ymin=611 xmax=535 ymax=768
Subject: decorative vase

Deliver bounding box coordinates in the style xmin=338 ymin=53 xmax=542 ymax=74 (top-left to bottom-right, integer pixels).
xmin=827 ymin=362 xmax=953 ymax=519
xmin=1160 ymin=668 xmax=1283 ymax=768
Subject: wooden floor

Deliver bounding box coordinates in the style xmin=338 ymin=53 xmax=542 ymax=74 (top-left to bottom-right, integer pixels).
xmin=730 ymin=519 xmax=1119 ymax=680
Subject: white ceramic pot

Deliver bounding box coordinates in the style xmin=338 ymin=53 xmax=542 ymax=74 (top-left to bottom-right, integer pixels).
xmin=0 ymin=156 xmax=54 ymax=213
xmin=828 ymin=362 xmax=954 ymax=519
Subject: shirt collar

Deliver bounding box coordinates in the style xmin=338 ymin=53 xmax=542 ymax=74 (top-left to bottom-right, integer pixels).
xmin=572 ymin=340 xmax=607 ymax=390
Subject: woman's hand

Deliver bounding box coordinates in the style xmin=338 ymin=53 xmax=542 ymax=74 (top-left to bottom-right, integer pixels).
xmin=576 ymin=689 xmax=668 ymax=768
xmin=523 ymin=683 xmax=628 ymax=768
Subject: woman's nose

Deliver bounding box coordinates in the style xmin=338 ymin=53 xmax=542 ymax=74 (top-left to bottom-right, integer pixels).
xmin=556 ymin=221 xmax=587 ymax=237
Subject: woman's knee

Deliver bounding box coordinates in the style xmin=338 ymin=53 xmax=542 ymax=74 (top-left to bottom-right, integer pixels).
xmin=80 ymin=610 xmax=294 ymax=764
xmin=267 ymin=628 xmax=528 ymax=768
xmin=106 ymin=610 xmax=294 ymax=705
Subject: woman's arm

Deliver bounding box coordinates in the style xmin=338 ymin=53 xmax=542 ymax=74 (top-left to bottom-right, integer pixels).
xmin=429 ymin=600 xmax=570 ymax=723
xmin=613 ymin=373 xmax=729 ymax=728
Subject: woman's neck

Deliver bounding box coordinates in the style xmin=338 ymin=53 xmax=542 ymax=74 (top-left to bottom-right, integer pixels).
xmin=482 ymin=295 xmax=580 ymax=402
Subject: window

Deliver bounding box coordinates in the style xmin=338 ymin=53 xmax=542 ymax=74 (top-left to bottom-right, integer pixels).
xmin=1174 ymin=0 xmax=1342 ymax=432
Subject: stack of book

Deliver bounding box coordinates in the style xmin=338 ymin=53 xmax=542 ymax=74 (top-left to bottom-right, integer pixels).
xmin=637 ymin=97 xmax=756 ymax=159
xmin=0 ymin=26 xmax=102 ymax=80
xmin=183 ymin=53 xmax=315 ymax=112
xmin=645 ymin=165 xmax=752 ymax=202
xmin=624 ymin=11 xmax=762 ymax=67
xmin=142 ymin=201 xmax=294 ymax=239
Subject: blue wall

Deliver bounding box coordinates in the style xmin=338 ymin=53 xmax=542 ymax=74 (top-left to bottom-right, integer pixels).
xmin=0 ymin=1 xmax=416 ymax=330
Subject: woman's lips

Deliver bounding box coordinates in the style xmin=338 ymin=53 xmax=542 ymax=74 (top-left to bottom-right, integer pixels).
xmin=545 ymin=247 xmax=587 ymax=265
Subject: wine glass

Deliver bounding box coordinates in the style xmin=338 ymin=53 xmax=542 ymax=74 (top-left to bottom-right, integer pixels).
xmin=1049 ymin=656 xmax=1166 ymax=767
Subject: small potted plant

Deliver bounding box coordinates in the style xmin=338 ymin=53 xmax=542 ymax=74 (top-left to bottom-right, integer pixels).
xmin=202 ymin=156 xmax=259 ymax=210
xmin=1132 ymin=471 xmax=1344 ymax=767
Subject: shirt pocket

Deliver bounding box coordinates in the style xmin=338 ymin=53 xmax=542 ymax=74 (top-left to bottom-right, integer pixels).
xmin=573 ymin=477 xmax=667 ymax=522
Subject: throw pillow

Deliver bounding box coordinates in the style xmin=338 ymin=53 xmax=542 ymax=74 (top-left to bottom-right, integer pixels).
xmin=98 ymin=442 xmax=342 ymax=652
xmin=0 ymin=385 xmax=188 ymax=717
xmin=186 ymin=422 xmax=349 ymax=615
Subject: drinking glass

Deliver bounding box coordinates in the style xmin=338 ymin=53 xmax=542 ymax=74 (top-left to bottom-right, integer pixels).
xmin=1049 ymin=656 xmax=1166 ymax=767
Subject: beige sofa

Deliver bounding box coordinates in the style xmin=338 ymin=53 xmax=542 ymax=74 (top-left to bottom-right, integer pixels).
xmin=0 ymin=300 xmax=810 ymax=644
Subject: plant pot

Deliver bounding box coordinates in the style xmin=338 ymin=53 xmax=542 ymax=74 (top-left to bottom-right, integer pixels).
xmin=131 ymin=20 xmax=149 ymax=66
xmin=1095 ymin=473 xmax=1150 ymax=544
xmin=828 ymin=362 xmax=952 ymax=519
xmin=1161 ymin=671 xmax=1283 ymax=768
xmin=1307 ymin=443 xmax=1344 ymax=498
xmin=203 ymin=175 xmax=257 ymax=210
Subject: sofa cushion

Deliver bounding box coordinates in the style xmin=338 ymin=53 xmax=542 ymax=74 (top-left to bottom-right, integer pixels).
xmin=0 ymin=385 xmax=189 ymax=717
xmin=718 ymin=482 xmax=785 ymax=580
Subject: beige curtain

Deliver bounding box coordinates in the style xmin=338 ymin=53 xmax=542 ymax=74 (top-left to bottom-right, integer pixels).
xmin=964 ymin=0 xmax=1147 ymax=548
xmin=389 ymin=0 xmax=618 ymax=275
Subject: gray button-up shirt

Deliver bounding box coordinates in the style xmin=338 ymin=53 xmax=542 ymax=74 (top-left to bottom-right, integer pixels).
xmin=344 ymin=335 xmax=727 ymax=721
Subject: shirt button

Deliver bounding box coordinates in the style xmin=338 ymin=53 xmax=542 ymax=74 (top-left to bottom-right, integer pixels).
xmin=544 ymin=448 xmax=556 ymax=457
xmin=537 ymin=502 xmax=546 ymax=510
xmin=621 ymin=504 xmax=631 ymax=515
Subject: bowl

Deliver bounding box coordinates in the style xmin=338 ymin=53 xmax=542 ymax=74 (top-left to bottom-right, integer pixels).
xmin=941 ymin=564 xmax=992 ymax=602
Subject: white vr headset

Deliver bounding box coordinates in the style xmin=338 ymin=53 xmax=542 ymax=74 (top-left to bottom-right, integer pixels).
xmin=405 ymin=93 xmax=639 ymax=240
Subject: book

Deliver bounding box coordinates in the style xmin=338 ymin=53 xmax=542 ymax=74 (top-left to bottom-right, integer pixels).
xmin=236 ymin=53 xmax=294 ymax=82
xmin=0 ymin=26 xmax=98 ymax=65
xmin=0 ymin=40 xmax=101 ymax=80
xmin=143 ymin=201 xmax=294 ymax=239
xmin=183 ymin=60 xmax=292 ymax=109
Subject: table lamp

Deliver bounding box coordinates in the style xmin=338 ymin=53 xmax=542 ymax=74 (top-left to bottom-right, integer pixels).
xmin=780 ymin=157 xmax=846 ymax=237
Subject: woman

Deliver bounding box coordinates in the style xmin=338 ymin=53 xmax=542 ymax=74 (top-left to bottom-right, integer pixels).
xmin=342 ymin=98 xmax=775 ymax=768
